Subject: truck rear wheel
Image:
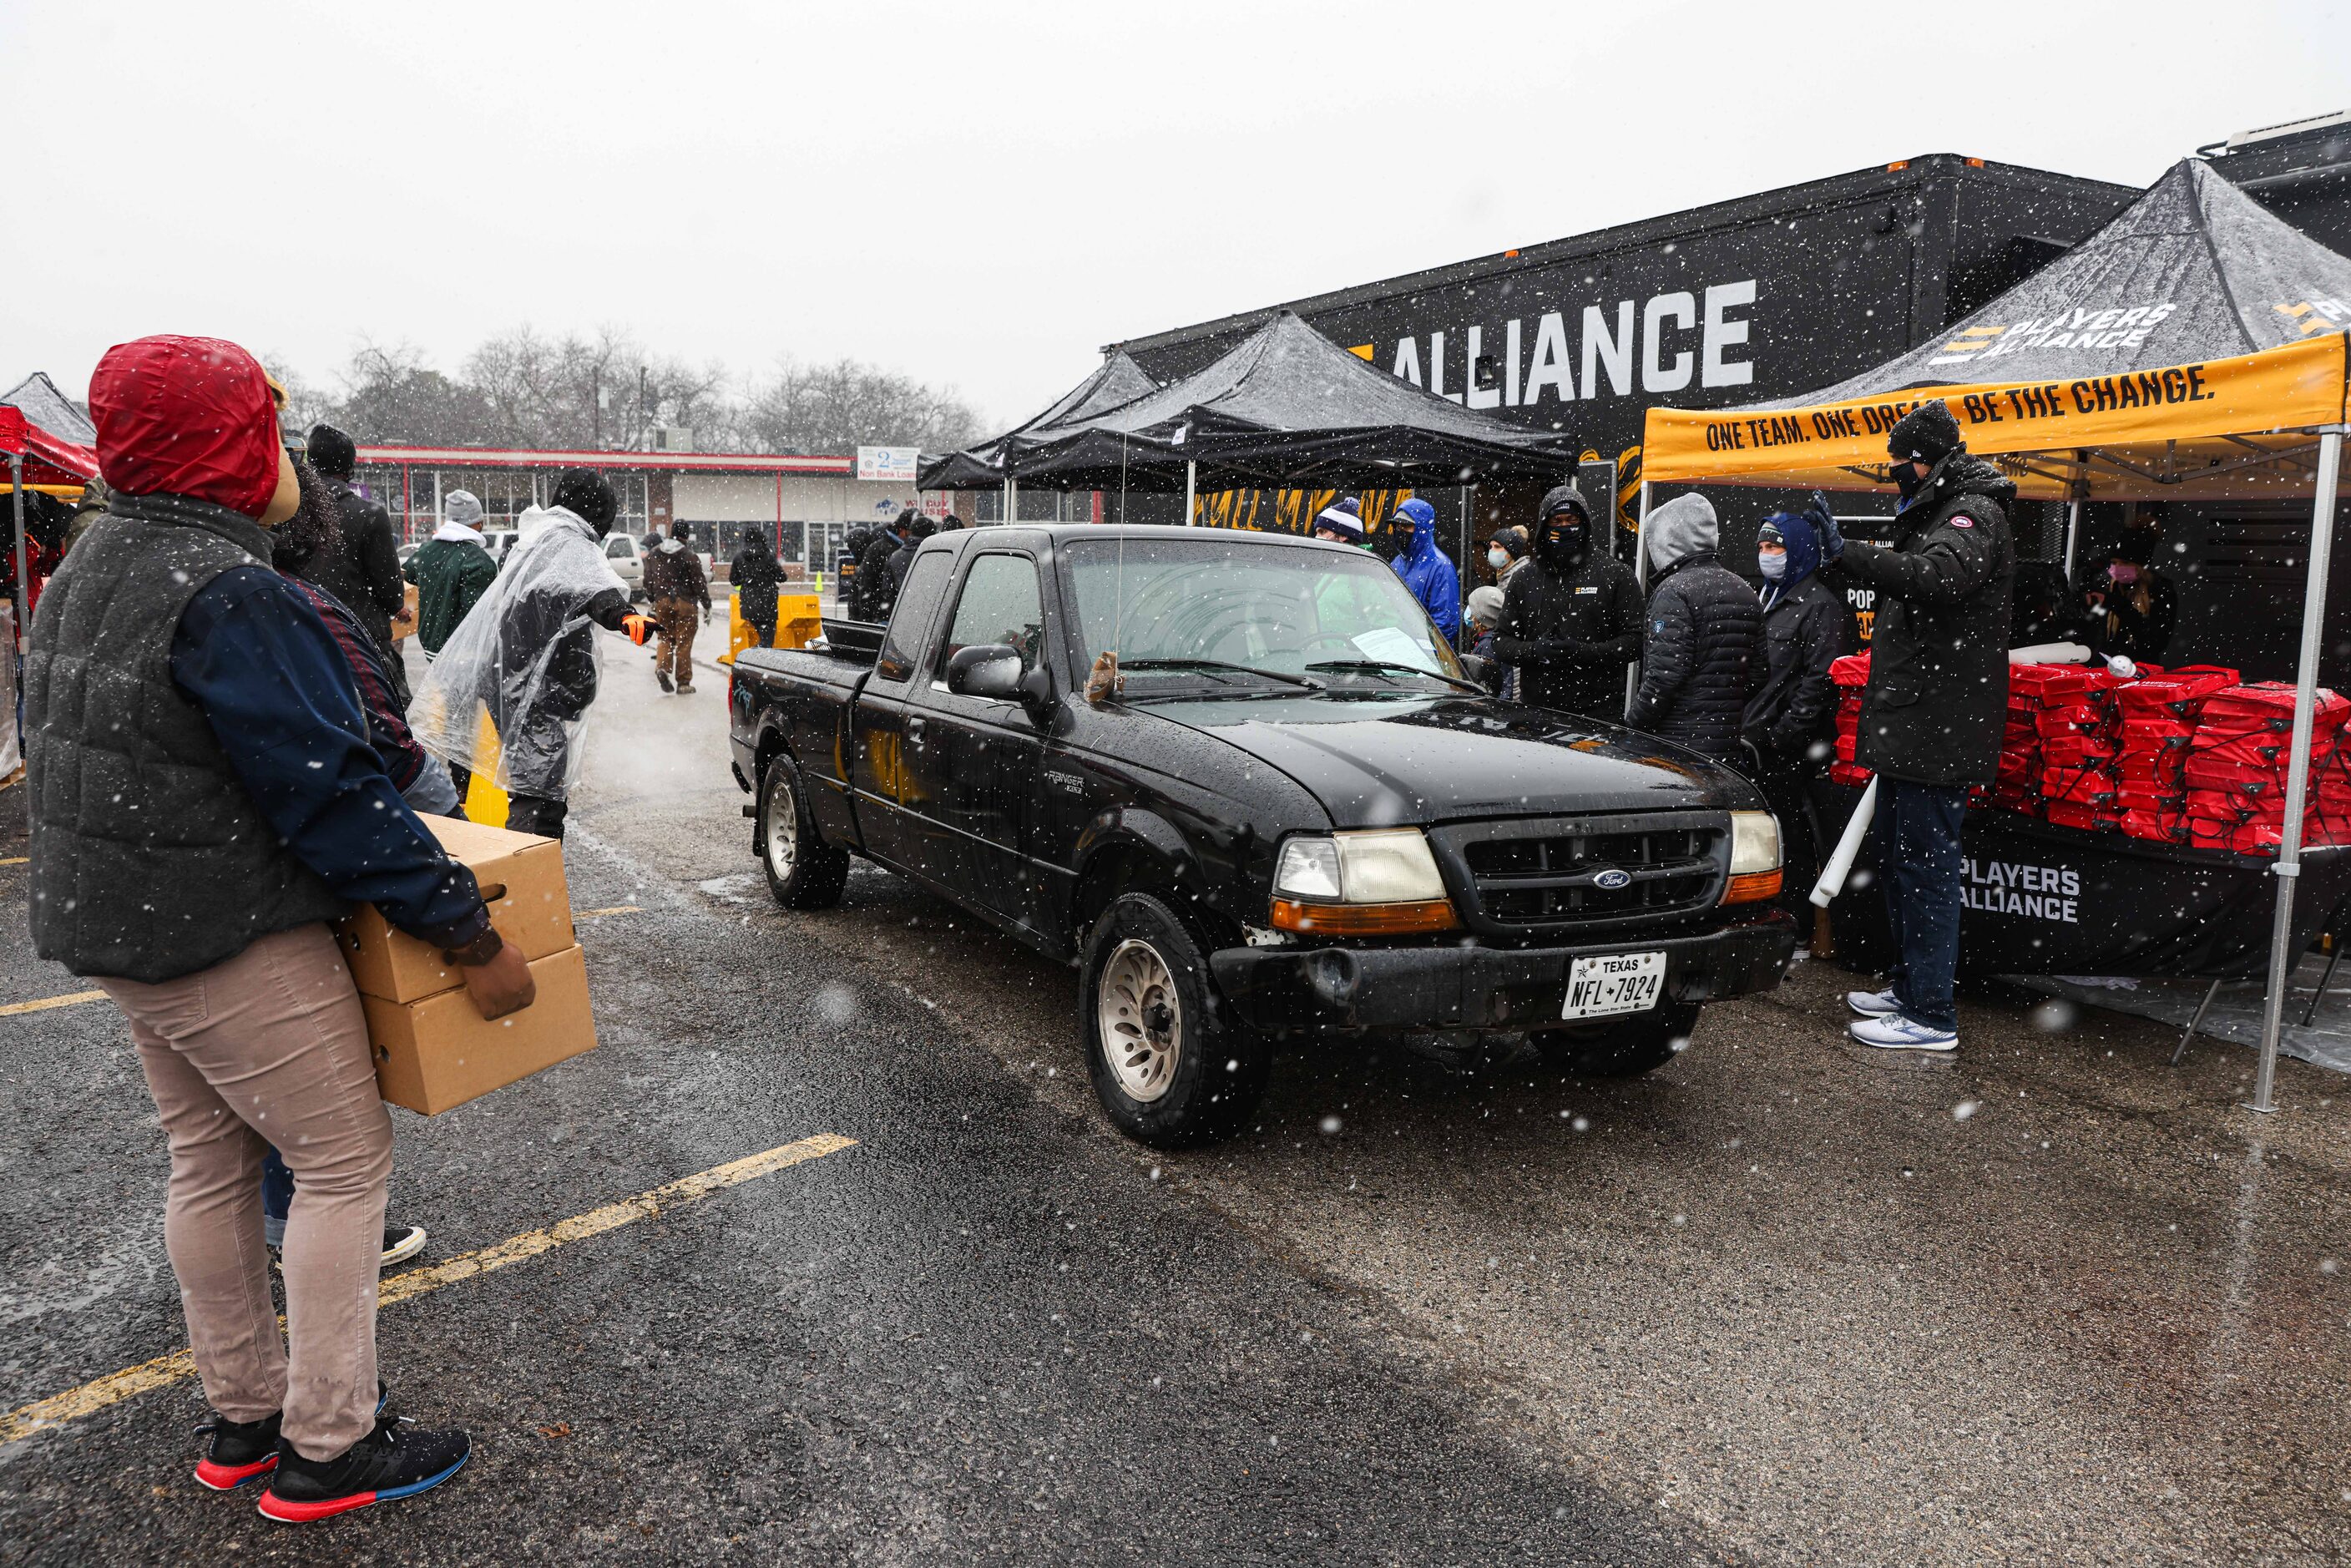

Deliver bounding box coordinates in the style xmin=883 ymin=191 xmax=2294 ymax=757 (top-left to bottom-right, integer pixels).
xmin=757 ymin=758 xmax=849 ymax=909
xmin=1538 ymin=1001 xmax=1702 ymax=1080
xmin=1080 ymin=893 xmax=1269 ymax=1147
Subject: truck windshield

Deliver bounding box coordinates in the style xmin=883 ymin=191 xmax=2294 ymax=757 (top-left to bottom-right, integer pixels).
xmin=1059 ymin=538 xmax=1467 ymax=688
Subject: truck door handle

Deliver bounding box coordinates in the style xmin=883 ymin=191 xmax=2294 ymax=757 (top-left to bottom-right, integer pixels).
xmin=906 ymin=717 xmax=926 ymax=743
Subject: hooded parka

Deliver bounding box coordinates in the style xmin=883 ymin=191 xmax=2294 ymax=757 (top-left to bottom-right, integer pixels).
xmin=1388 ymin=498 xmax=1461 ymax=640
xmin=1833 ymin=451 xmax=2017 ymax=787
xmin=1491 ymin=483 xmax=1643 ymax=719
xmin=1622 ymin=493 xmax=1763 ymax=761
xmin=1742 ymin=509 xmax=1849 ymax=761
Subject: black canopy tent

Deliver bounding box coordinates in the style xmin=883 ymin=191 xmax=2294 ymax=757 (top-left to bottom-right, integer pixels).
xmin=918 ymin=349 xmax=1160 ymax=499
xmin=994 ymin=311 xmax=1571 ymax=515
xmin=1642 ymin=159 xmax=2351 ymax=1103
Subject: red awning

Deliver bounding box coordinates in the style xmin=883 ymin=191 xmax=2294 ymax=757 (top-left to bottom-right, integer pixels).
xmin=0 ymin=406 xmax=101 ymax=488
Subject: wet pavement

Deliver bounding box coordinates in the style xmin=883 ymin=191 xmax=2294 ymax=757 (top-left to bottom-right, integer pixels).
xmin=3 ymin=626 xmax=2349 ymax=1564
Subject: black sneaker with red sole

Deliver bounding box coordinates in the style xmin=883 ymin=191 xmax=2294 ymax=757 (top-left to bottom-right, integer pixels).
xmin=256 ymin=1411 xmax=469 ymax=1524
xmin=196 ymin=1383 xmax=389 ymax=1491
xmin=193 ymin=1411 xmax=281 ymax=1490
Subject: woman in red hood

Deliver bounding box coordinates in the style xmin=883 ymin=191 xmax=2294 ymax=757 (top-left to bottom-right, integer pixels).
xmin=25 ymin=334 xmax=530 ymax=1520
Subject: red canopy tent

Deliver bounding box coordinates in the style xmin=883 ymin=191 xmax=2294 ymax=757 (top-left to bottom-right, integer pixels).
xmin=0 ymin=404 xmax=101 ymax=653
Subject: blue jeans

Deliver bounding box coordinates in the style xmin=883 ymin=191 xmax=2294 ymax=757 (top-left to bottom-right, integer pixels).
xmin=1872 ymin=776 xmax=1967 ymax=1030
xmin=261 ymin=1146 xmax=296 ymax=1247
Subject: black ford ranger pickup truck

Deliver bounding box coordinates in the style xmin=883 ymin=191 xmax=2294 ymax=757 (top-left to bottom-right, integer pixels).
xmin=728 ymin=525 xmax=1794 ymax=1146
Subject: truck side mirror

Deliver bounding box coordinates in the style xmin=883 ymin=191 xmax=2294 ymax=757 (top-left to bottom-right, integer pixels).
xmin=946 ymin=643 xmax=1024 ymax=700
xmin=1018 ymin=661 xmax=1058 ymax=724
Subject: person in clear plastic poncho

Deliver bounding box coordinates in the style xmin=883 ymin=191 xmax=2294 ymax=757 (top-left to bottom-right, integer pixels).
xmin=407 ymin=470 xmax=646 ymax=838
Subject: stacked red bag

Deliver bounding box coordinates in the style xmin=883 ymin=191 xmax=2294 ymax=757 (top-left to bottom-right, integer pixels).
xmin=2009 ymin=664 xmax=2124 ymax=831
xmin=1828 ymin=651 xmax=1871 ymax=787
xmin=2180 ymin=682 xmax=2351 ymax=854
xmin=1818 ymin=653 xmax=2351 ymax=860
xmin=2115 ymin=665 xmax=2238 ymax=843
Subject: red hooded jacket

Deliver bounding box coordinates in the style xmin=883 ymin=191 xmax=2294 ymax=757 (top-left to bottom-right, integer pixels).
xmin=88 ymin=336 xmax=280 ymax=519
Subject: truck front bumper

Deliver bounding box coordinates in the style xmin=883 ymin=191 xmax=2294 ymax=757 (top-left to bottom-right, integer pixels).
xmin=1208 ymin=913 xmax=1797 ymax=1034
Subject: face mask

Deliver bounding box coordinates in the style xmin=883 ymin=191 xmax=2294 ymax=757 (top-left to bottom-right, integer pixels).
xmin=1758 ymin=551 xmax=1787 ymax=581
xmin=1891 ymin=459 xmax=1928 ymax=501
xmin=1547 ymin=524 xmax=1585 ymax=558
xmin=1486 ymin=548 xmax=1509 ymax=571
xmin=2108 ymin=562 xmax=2141 ymax=586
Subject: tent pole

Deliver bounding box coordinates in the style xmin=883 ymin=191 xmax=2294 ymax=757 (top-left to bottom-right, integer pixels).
xmin=1625 ymin=482 xmax=1652 ymax=711
xmin=2063 ymin=497 xmax=2082 ymax=579
xmin=1459 ymin=483 xmax=1471 ymax=644
xmin=1185 ymin=461 xmax=1196 ymax=527
xmin=10 ymin=453 xmax=26 ymax=656
xmin=2249 ymin=424 xmax=2344 ymax=1115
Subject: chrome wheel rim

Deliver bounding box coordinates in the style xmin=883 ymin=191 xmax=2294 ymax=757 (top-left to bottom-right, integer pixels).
xmin=1099 ymin=938 xmax=1181 ymax=1102
xmin=764 ymin=775 xmax=798 ymax=881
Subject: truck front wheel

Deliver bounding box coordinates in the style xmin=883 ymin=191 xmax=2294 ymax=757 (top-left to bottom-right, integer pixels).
xmin=1538 ymin=1001 xmax=1702 ymax=1080
xmin=757 ymin=759 xmax=850 ymax=909
xmin=1080 ymin=893 xmax=1270 ymax=1147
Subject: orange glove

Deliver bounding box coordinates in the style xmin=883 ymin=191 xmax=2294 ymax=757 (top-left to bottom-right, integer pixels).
xmin=623 ymin=613 xmax=654 ymax=645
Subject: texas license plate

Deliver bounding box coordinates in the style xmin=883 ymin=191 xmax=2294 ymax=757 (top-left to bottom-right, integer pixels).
xmin=1561 ymin=951 xmax=1666 ymax=1019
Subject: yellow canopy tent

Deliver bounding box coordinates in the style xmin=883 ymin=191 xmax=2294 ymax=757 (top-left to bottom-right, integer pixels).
xmin=1640 ymin=159 xmax=2351 ymax=1110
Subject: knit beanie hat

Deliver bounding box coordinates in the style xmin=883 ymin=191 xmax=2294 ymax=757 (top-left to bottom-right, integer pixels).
xmin=307 ymin=422 xmax=357 ymax=478
xmin=1886 ymin=400 xmax=1961 ymax=465
xmin=1312 ymin=504 xmax=1366 ymax=543
xmin=444 ymin=489 xmax=483 ymax=529
xmin=1537 ymin=482 xmax=1590 ymax=523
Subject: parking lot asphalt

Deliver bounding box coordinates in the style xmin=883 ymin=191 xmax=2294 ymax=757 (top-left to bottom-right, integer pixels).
xmin=5 ymin=627 xmax=2350 ymax=1565
xmin=0 ymin=635 xmax=1722 ymax=1565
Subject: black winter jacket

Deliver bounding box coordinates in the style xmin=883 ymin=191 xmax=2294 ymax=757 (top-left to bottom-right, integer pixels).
xmin=1623 ymin=552 xmax=1764 ymax=761
xmin=1833 ymin=453 xmax=2017 ymax=787
xmin=731 ymin=544 xmax=784 ymax=599
xmin=301 ymin=479 xmax=407 ymax=659
xmin=851 ymin=530 xmax=903 ymax=622
xmin=1490 ymin=550 xmax=1644 ymax=719
xmin=1742 ymin=574 xmax=1848 ymax=763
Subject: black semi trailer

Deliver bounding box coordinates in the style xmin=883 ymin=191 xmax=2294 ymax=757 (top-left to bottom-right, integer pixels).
xmin=1111 ymin=154 xmax=2134 ymax=575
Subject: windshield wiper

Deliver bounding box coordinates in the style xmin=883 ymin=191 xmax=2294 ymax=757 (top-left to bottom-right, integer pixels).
xmin=1119 ymin=658 xmax=1323 ymax=690
xmin=1305 ymin=660 xmax=1485 ymax=695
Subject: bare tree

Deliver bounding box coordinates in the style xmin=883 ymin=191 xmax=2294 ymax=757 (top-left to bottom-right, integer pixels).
xmin=289 ymin=330 xmax=982 ymax=457
xmin=741 ymin=357 xmax=982 ymax=455
xmin=334 ymin=340 xmax=493 ymax=447
xmin=256 ymin=352 xmax=340 ymax=438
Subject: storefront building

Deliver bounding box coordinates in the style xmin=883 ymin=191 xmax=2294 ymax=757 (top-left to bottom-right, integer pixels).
xmin=351 ymin=444 xmax=941 ymax=567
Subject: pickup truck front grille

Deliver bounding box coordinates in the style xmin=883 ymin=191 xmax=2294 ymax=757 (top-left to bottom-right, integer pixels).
xmin=1429 ymin=812 xmax=1727 ymax=936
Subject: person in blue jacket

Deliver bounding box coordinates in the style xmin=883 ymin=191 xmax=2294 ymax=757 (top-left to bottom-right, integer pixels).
xmin=1388 ymin=498 xmax=1461 ymax=642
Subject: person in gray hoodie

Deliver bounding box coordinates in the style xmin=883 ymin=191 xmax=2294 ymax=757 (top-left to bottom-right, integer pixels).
xmin=1623 ymin=493 xmax=1764 ymax=764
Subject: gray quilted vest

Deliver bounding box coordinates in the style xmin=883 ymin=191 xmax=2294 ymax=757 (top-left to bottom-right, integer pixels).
xmin=25 ymin=493 xmax=346 ymax=982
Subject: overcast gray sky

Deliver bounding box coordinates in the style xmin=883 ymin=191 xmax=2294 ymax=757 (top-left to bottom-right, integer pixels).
xmin=8 ymin=0 xmax=2347 ymax=439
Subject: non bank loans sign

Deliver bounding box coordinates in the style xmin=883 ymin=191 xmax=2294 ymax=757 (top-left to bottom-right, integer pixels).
xmin=857 ymin=446 xmax=921 ymax=485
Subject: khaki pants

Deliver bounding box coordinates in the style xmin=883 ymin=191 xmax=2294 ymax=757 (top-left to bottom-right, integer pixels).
xmin=98 ymin=923 xmax=392 ymax=1460
xmin=653 ymin=597 xmax=697 ymax=688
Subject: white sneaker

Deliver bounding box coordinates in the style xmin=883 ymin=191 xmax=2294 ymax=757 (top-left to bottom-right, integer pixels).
xmin=1846 ymin=988 xmax=1902 ymax=1018
xmin=1848 ymin=1014 xmax=1959 ymax=1052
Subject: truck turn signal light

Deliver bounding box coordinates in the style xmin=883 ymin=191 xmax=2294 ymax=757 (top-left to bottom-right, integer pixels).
xmin=1722 ymin=870 xmax=1783 ymax=905
xmin=1270 ymin=898 xmax=1460 ymax=936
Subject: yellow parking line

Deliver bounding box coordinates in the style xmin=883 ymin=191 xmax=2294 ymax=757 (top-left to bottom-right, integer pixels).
xmin=0 ymin=1134 xmax=856 ymax=1446
xmin=575 ymin=906 xmax=644 ymax=919
xmin=0 ymin=989 xmax=107 ymax=1017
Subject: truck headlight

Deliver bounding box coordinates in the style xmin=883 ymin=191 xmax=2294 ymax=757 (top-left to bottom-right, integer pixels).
xmin=1723 ymin=811 xmax=1783 ymax=905
xmin=1272 ymin=830 xmax=1458 ymax=934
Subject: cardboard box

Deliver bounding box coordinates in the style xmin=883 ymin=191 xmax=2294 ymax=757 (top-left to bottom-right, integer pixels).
xmin=366 ymin=944 xmax=598 ymax=1115
xmin=338 ymin=813 xmax=575 ymax=1003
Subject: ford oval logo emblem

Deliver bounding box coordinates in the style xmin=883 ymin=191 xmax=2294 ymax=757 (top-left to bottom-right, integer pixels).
xmin=1592 ymin=867 xmax=1632 ymax=891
